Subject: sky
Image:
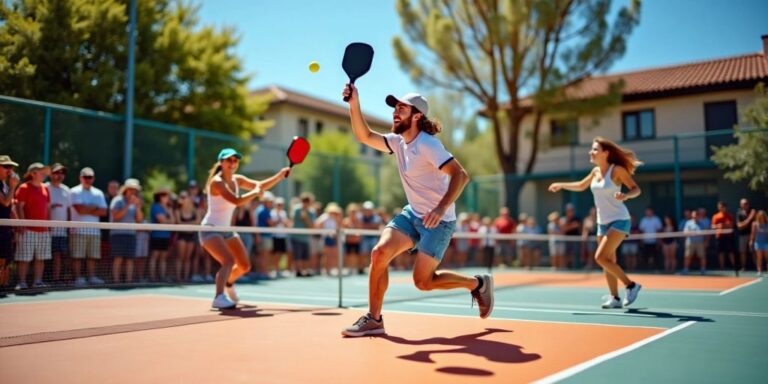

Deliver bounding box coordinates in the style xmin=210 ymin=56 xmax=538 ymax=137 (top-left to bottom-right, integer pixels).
xmin=197 ymin=0 xmax=768 ymax=122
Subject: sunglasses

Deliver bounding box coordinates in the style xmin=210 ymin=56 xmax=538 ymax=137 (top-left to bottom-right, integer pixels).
xmin=2 ymin=165 xmax=13 ymax=170
xmin=53 ymin=171 xmax=66 ymax=176
xmin=82 ymin=175 xmax=94 ymax=180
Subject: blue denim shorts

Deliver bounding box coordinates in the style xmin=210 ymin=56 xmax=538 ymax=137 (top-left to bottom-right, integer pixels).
xmin=597 ymin=219 xmax=631 ymax=236
xmin=199 ymin=226 xmax=239 ymax=245
xmin=386 ymin=205 xmax=456 ymax=262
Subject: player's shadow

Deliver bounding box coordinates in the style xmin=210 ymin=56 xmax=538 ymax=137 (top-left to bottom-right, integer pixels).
xmin=623 ymin=308 xmax=714 ymax=323
xmin=380 ymin=328 xmax=540 ymax=375
xmin=218 ymin=304 xmax=274 ymax=318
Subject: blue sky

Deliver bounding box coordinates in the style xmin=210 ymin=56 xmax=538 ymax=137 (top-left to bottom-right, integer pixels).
xmin=198 ymin=0 xmax=767 ymax=121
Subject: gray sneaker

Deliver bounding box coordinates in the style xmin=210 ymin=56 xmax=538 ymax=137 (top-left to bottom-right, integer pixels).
xmin=623 ymin=283 xmax=642 ymax=307
xmin=342 ymin=313 xmax=385 ymax=337
xmin=471 ymin=274 xmax=494 ymax=319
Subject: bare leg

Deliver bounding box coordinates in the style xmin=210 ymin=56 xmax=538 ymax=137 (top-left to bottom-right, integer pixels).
xmin=411 ymin=253 xmax=479 ymax=291
xmin=225 ymin=237 xmax=251 ymax=284
xmin=594 ymin=231 xmax=632 ymax=287
xmin=202 ymin=236 xmax=235 ymax=296
xmin=368 ymin=228 xmax=414 ymax=319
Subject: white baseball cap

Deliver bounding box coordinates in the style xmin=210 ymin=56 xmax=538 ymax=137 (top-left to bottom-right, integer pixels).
xmin=385 ymin=93 xmax=429 ymax=116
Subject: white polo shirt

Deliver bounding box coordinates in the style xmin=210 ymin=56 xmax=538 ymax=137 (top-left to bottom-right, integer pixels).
xmin=70 ymin=184 xmax=107 ymax=235
xmin=384 ymin=132 xmax=456 ymax=221
xmin=46 ymin=182 xmax=71 ymax=237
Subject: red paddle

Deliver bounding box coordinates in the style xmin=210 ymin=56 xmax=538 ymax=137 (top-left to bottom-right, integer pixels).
xmin=285 ymin=136 xmax=310 ymax=177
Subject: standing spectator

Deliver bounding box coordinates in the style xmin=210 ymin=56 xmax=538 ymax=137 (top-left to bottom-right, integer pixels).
xmin=493 ymin=207 xmax=516 ymax=267
xmin=109 ymin=179 xmax=143 ymax=284
xmin=70 ymin=167 xmax=108 ymax=287
xmin=749 ymin=210 xmax=768 ymax=277
xmin=562 ymin=203 xmax=581 ymax=268
xmin=252 ymin=192 xmax=275 ymax=280
xmin=526 ymin=216 xmax=543 ymax=268
xmin=175 ymin=190 xmax=199 ymax=282
xmin=359 ymin=201 xmax=382 ymax=268
xmin=454 ymin=212 xmax=470 ymax=268
xmin=678 ymin=209 xmax=691 ymax=231
xmin=712 ymin=201 xmax=736 ymax=271
xmin=149 ymin=187 xmax=173 ymax=282
xmin=343 ymin=203 xmax=364 ymax=274
xmin=467 ymin=213 xmax=482 ymax=266
xmin=547 ymin=211 xmax=564 ymax=270
xmin=271 ymin=197 xmax=291 ymax=278
xmin=581 ymin=207 xmax=597 ymax=270
xmin=515 ymin=214 xmax=530 ymax=269
xmin=46 ymin=163 xmax=71 ymax=284
xmin=0 ymin=156 xmax=20 ymax=289
xmin=638 ymin=207 xmax=662 ymax=270
xmin=316 ymin=202 xmax=343 ymax=275
xmin=291 ymin=193 xmax=316 ymax=277
xmin=683 ymin=210 xmax=707 ymax=274
xmin=100 ymin=180 xmax=120 ymax=263
xmin=478 ymin=217 xmax=497 ymax=269
xmin=187 ymin=180 xmax=203 ymax=208
xmin=14 ymin=163 xmax=51 ymax=289
xmin=697 ymin=207 xmax=712 ymax=265
xmin=660 ymin=215 xmax=678 ymax=274
xmin=621 ymin=218 xmax=640 ymax=271
xmin=736 ymin=198 xmax=756 ymax=272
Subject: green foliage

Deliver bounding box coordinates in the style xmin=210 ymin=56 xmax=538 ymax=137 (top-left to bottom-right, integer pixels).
xmin=140 ymin=168 xmax=177 ymax=215
xmin=393 ymin=0 xmax=640 ymax=211
xmin=0 ymin=0 xmax=269 ymax=138
xmin=292 ymin=131 xmax=376 ymax=208
xmin=711 ymin=83 xmax=768 ymax=195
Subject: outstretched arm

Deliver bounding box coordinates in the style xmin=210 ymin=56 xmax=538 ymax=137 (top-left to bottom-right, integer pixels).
xmin=344 ymin=84 xmax=391 ymax=153
xmin=548 ymin=169 xmax=595 ymax=193
xmin=236 ymin=168 xmax=290 ymax=192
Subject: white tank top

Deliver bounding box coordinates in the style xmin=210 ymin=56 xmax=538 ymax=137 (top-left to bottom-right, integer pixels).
xmin=590 ymin=165 xmax=630 ymax=224
xmin=201 ymin=177 xmax=238 ymax=227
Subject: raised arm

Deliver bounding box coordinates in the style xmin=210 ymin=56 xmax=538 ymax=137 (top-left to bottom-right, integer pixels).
xmin=343 ymin=84 xmax=391 ymax=153
xmin=548 ymin=169 xmax=596 ymax=193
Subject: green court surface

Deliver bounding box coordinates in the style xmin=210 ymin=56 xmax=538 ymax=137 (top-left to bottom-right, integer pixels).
xmin=1 ymin=269 xmax=766 ymax=383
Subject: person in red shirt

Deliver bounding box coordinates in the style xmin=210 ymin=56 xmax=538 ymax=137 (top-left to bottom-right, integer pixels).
xmin=14 ymin=162 xmax=51 ymax=289
xmin=493 ymin=207 xmax=516 ymax=267
xmin=712 ymin=201 xmax=737 ymax=272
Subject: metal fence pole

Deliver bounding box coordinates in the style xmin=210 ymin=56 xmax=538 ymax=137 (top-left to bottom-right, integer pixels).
xmin=337 ymin=229 xmax=346 ymax=308
xmin=673 ymin=136 xmax=682 ymax=221
xmin=123 ymin=0 xmax=137 ymax=180
xmin=43 ymin=107 xmax=52 ymax=164
xmin=187 ymin=132 xmax=195 ymax=182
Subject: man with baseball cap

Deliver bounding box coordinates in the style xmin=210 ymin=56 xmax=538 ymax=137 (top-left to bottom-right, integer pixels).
xmin=46 ymin=162 xmax=71 ymax=284
xmin=70 ymin=167 xmax=108 ymax=287
xmin=14 ymin=162 xmax=52 ymax=289
xmin=341 ymin=84 xmax=493 ymax=337
xmin=0 ymin=156 xmax=20 ymax=287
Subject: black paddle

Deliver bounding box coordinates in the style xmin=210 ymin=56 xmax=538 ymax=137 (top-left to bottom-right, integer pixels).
xmin=342 ymin=42 xmax=374 ymax=102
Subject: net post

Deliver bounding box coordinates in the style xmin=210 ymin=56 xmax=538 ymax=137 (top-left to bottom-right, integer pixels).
xmin=337 ymin=228 xmax=346 ymax=308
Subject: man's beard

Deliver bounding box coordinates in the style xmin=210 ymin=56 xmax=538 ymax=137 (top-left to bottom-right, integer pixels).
xmin=392 ymin=114 xmax=411 ymax=134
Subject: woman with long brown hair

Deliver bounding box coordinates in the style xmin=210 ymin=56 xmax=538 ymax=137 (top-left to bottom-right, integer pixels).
xmin=201 ymin=148 xmax=289 ymax=309
xmin=549 ymin=137 xmax=643 ymax=309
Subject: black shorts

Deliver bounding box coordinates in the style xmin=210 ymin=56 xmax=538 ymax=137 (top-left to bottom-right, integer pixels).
xmin=717 ymin=236 xmax=734 ymax=254
xmin=150 ymin=237 xmax=171 ymax=251
xmin=52 ymin=236 xmax=69 ymax=254
xmin=0 ymin=231 xmax=12 ymax=261
xmin=111 ymin=234 xmax=137 ymax=259
xmin=345 ymin=243 xmax=361 ymax=255
xmin=273 ymin=237 xmax=287 ymax=253
xmin=291 ymin=239 xmax=310 ymax=261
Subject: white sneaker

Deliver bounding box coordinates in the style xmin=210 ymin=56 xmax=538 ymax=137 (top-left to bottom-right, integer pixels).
xmin=190 ymin=274 xmax=204 ymax=283
xmin=226 ymin=285 xmax=240 ymax=304
xmin=89 ymin=276 xmax=105 ymax=285
xmin=212 ymin=294 xmax=237 ymax=310
xmin=204 ymin=275 xmax=215 ymax=283
xmin=623 ymin=284 xmax=642 ymax=307
xmin=32 ymin=281 xmax=49 ymax=289
xmin=15 ymin=282 xmax=28 ymax=290
xmin=74 ymin=277 xmax=88 ymax=288
xmin=601 ymin=296 xmax=622 ymax=309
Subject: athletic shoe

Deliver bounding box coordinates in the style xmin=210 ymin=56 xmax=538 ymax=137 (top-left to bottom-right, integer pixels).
xmin=204 ymin=275 xmax=215 ymax=283
xmin=32 ymin=281 xmax=49 ymax=289
xmin=226 ymin=285 xmax=239 ymax=304
xmin=211 ymin=294 xmax=237 ymax=310
xmin=15 ymin=282 xmax=28 ymax=290
xmin=190 ymin=274 xmax=204 ymax=283
xmin=74 ymin=277 xmax=88 ymax=288
xmin=342 ymin=313 xmax=385 ymax=337
xmin=470 ymin=274 xmax=494 ymax=319
xmin=601 ymin=296 xmax=622 ymax=309
xmin=623 ymin=283 xmax=642 ymax=307
xmin=88 ymin=276 xmax=105 ymax=285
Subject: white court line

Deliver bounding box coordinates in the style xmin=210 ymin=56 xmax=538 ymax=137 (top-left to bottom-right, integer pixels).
xmin=719 ymin=278 xmax=763 ymax=295
xmin=532 ymin=321 xmax=696 ymax=384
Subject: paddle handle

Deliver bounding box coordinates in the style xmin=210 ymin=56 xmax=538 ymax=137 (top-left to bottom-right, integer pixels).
xmin=343 ymin=81 xmax=355 ymax=103
xmin=285 ymin=163 xmax=294 ymax=178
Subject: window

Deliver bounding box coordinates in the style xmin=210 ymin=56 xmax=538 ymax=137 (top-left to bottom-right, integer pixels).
xmin=550 ymin=118 xmax=578 ymax=147
xmin=315 ymin=121 xmax=324 ymax=135
xmin=622 ymin=110 xmax=655 ymax=140
xmin=338 ymin=125 xmax=349 ymax=134
xmin=359 ymin=143 xmax=368 ymax=155
xmin=298 ymin=118 xmax=309 ymax=137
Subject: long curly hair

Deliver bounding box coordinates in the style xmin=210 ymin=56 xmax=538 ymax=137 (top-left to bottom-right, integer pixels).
xmin=593 ymin=137 xmax=643 ymax=175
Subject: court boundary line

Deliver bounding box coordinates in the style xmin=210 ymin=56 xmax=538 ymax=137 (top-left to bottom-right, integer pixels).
xmin=531 ymin=320 xmax=696 ymax=384
xmin=718 ymin=277 xmax=762 ymax=295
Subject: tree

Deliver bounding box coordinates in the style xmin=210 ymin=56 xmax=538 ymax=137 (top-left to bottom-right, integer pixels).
xmin=393 ymin=0 xmax=640 ymax=212
xmin=711 ymin=83 xmax=768 ymax=195
xmin=293 ymin=131 xmax=376 ymax=208
xmin=0 ymin=0 xmax=270 ymax=138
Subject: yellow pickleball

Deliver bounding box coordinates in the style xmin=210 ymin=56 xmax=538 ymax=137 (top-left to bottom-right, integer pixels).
xmin=309 ymin=61 xmax=320 ymax=73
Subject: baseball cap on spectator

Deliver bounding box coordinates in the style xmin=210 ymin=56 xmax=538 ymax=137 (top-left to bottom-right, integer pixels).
xmin=25 ymin=162 xmax=50 ymax=178
xmin=188 ymin=179 xmax=198 ymax=188
xmin=362 ymin=201 xmax=375 ymax=210
xmin=275 ymin=197 xmax=285 ymax=205
xmin=262 ymin=191 xmax=275 ymax=202
xmin=0 ymin=155 xmax=19 ymax=167
xmin=51 ymin=163 xmax=67 ymax=173
xmin=80 ymin=167 xmax=95 ymax=177
xmin=217 ymin=148 xmax=242 ymax=161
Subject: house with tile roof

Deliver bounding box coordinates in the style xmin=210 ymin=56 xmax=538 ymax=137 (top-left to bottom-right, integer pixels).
xmin=496 ymin=35 xmax=768 ymax=222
